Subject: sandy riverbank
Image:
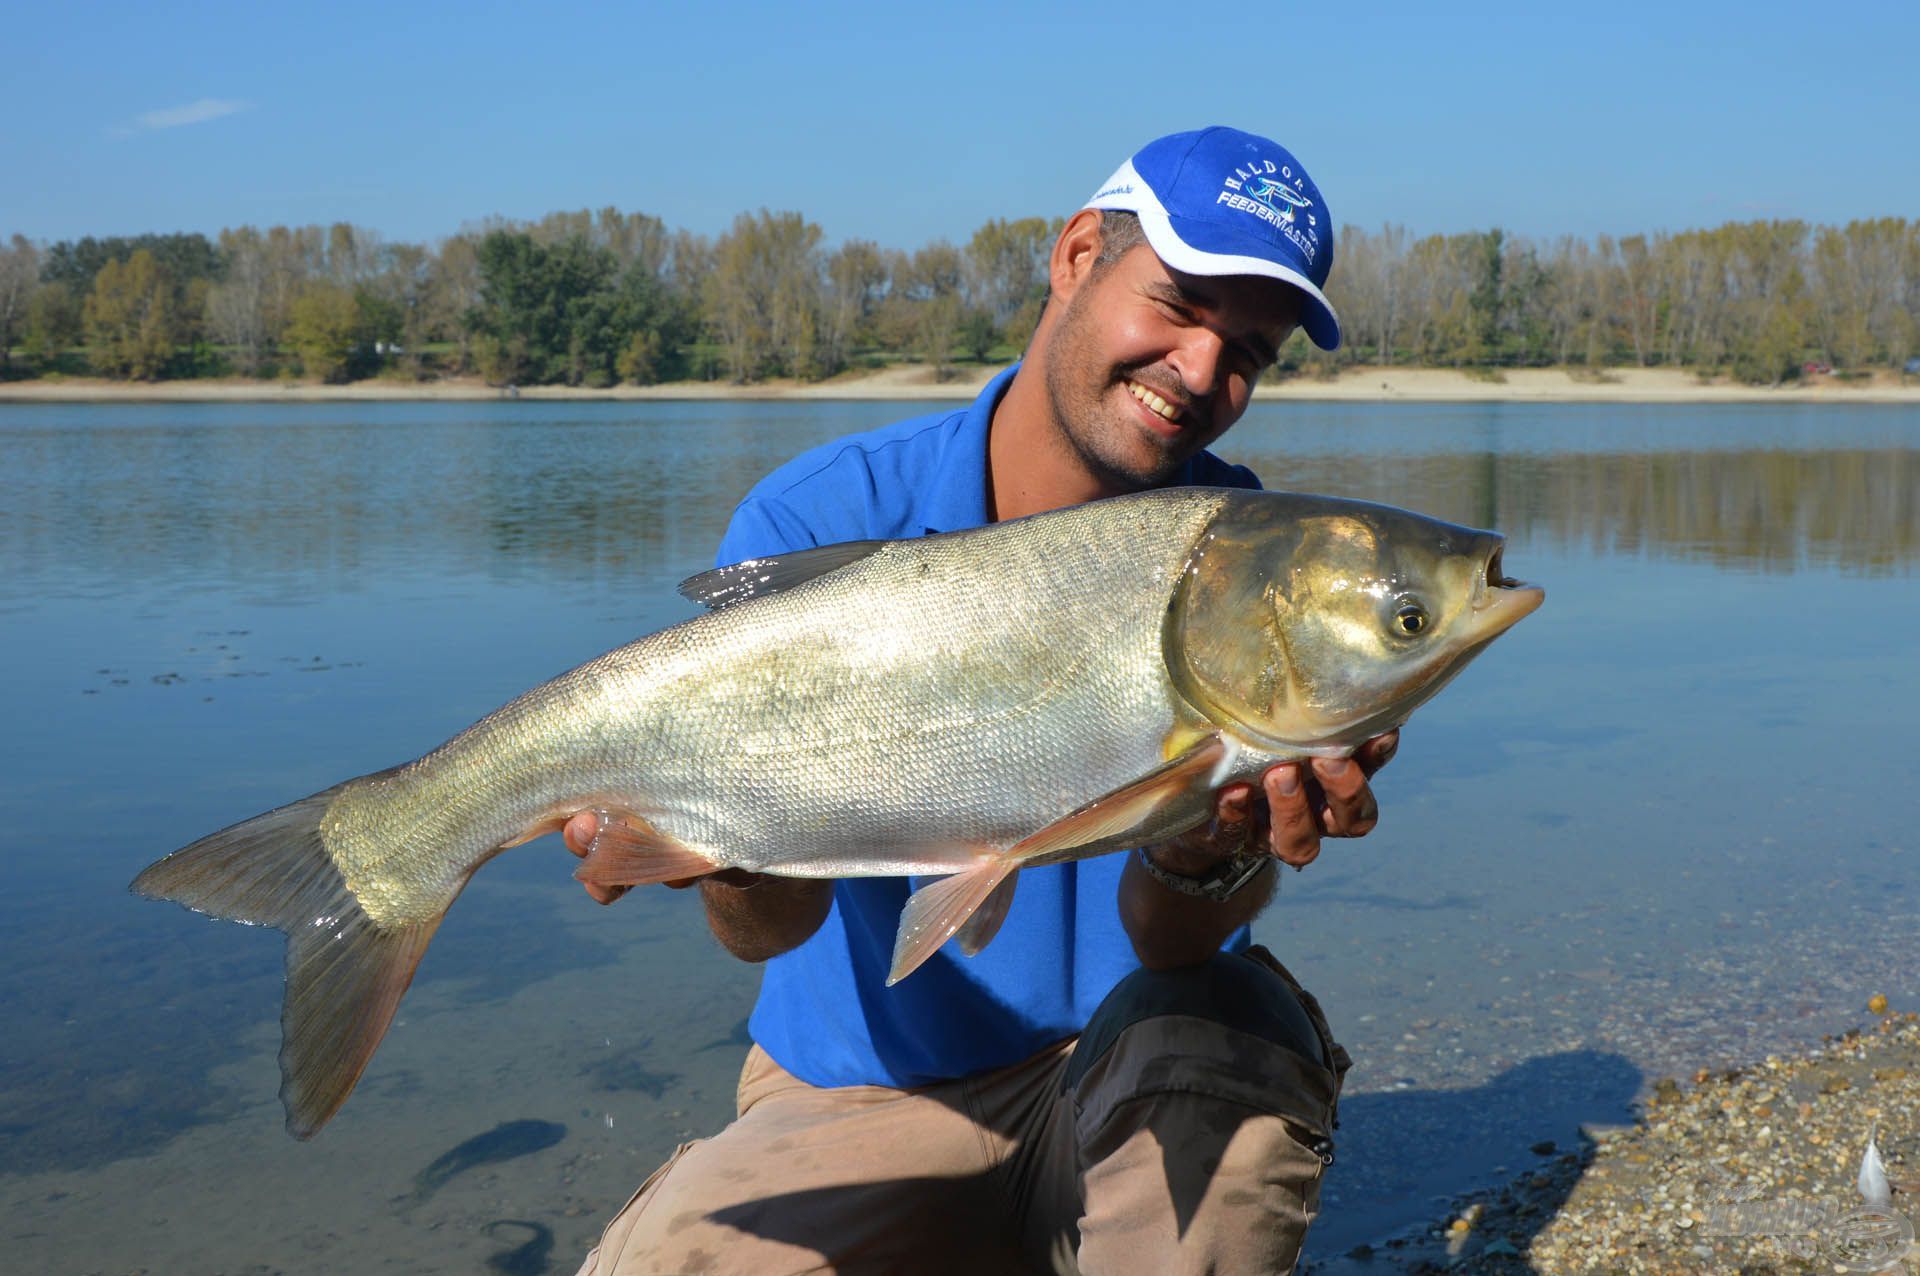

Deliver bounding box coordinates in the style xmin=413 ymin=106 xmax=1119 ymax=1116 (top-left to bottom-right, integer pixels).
xmin=3 ymin=364 xmax=1918 ymax=404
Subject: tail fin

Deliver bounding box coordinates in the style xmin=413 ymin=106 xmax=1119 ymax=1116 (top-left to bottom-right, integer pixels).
xmin=131 ymin=780 xmax=443 ymax=1139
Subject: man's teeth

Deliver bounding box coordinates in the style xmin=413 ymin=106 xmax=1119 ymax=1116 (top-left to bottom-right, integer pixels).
xmin=1127 ymin=381 xmax=1179 ymax=421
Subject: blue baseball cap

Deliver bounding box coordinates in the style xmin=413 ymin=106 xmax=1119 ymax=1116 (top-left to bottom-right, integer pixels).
xmin=1085 ymin=126 xmax=1341 ymax=351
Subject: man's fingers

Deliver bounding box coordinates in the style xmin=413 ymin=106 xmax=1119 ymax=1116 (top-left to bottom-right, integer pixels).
xmin=1263 ymin=764 xmax=1322 ymax=867
xmin=1209 ymin=783 xmax=1255 ymax=851
xmin=563 ymin=810 xmax=599 ymax=857
xmin=1311 ymin=757 xmax=1379 ymax=837
xmin=565 ymin=811 xmax=633 ymax=903
xmin=1355 ymin=728 xmax=1400 ymax=778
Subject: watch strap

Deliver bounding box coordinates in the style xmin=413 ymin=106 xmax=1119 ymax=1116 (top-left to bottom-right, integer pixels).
xmin=1137 ymin=846 xmax=1275 ymax=902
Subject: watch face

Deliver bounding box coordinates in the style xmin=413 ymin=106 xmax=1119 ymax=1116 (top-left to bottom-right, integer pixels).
xmin=1210 ymin=852 xmax=1273 ymax=900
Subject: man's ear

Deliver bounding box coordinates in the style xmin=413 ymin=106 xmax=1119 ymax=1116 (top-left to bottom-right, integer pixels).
xmin=1048 ymin=209 xmax=1106 ymax=303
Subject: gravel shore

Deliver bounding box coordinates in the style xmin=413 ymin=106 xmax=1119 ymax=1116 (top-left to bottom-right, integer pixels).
xmin=1313 ymin=1013 xmax=1920 ymax=1274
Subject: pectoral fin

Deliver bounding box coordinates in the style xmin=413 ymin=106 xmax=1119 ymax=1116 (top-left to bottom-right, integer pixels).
xmin=1003 ymin=734 xmax=1227 ymax=862
xmin=574 ymin=810 xmax=720 ymax=886
xmin=884 ymin=736 xmax=1228 ymax=986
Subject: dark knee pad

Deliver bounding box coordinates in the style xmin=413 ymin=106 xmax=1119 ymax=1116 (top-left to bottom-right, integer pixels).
xmin=1065 ymin=948 xmax=1328 ymax=1093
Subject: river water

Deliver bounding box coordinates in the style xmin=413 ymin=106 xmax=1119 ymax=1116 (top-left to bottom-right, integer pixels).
xmin=1 ymin=397 xmax=1914 ymax=1271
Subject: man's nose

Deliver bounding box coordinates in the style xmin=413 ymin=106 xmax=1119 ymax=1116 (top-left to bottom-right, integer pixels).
xmin=1166 ymin=328 xmax=1226 ymax=398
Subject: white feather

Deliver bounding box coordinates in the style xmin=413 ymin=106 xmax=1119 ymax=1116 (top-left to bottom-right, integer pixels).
xmin=1859 ymin=1123 xmax=1892 ymax=1208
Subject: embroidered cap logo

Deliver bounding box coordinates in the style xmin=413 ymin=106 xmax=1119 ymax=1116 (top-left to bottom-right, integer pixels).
xmin=1244 ymin=176 xmax=1311 ymax=223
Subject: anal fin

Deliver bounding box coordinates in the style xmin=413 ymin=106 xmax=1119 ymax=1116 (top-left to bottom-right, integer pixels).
xmin=954 ymin=869 xmax=1018 ymax=957
xmin=574 ymin=810 xmax=720 ymax=886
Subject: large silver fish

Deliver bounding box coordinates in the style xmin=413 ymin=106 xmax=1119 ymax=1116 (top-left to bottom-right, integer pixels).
xmin=133 ymin=488 xmax=1543 ymax=1137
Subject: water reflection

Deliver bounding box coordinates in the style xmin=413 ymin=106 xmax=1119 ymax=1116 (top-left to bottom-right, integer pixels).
xmin=1260 ymin=449 xmax=1918 ymax=576
xmin=4 ymin=405 xmax=1915 ymax=592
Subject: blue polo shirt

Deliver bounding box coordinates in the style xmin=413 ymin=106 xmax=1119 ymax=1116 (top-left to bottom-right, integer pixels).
xmin=719 ymin=364 xmax=1261 ymax=1089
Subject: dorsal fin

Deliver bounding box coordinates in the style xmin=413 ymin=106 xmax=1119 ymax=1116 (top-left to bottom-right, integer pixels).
xmin=678 ymin=540 xmax=889 ymax=609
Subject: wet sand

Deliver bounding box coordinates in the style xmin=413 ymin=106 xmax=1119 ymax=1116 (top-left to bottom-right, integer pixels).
xmin=4 ymin=364 xmax=1918 ymax=403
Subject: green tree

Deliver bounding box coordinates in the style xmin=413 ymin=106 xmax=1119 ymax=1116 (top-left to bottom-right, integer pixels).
xmin=471 ymin=332 xmax=528 ymax=385
xmin=964 ymin=217 xmax=1057 ymax=345
xmin=822 ymin=239 xmax=887 ymax=372
xmin=23 ymin=283 xmax=82 ymax=366
xmin=285 ymin=282 xmax=364 ymax=382
xmin=426 ymin=233 xmax=483 ymax=370
xmin=44 ymin=233 xmax=219 ymax=297
xmin=705 ymin=211 xmax=823 ymax=382
xmin=895 ymin=241 xmax=964 ymax=377
xmin=1469 ymin=230 xmax=1505 ymax=360
xmin=0 ymin=235 xmax=38 ymax=373
xmin=467 ymin=230 xmax=626 ymax=385
xmin=207 ymin=227 xmax=277 ymax=374
xmin=957 ymin=307 xmax=998 ymax=362
xmin=83 ymin=250 xmax=178 ymax=379
xmin=616 ymin=329 xmax=662 ymax=384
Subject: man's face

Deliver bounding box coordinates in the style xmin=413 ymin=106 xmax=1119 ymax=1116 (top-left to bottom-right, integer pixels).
xmin=1040 ymin=242 xmax=1303 ymax=492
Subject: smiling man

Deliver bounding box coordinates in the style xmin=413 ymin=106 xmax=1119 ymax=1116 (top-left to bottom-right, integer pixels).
xmin=571 ymin=127 xmax=1393 ymax=1276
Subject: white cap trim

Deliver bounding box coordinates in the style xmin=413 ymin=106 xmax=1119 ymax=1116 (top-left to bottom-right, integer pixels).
xmin=1084 ymin=158 xmax=1341 ymax=350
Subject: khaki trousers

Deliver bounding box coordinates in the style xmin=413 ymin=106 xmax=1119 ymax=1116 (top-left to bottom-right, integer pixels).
xmin=577 ymin=947 xmax=1349 ymax=1276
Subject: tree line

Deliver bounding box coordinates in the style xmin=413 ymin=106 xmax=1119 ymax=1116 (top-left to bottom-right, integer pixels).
xmin=1 ymin=212 xmax=1915 ymax=386
xmin=1331 ymin=220 xmax=1920 ymax=384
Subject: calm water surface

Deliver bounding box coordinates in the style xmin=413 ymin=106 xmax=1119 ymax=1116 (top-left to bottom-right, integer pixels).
xmin=1 ymin=398 xmax=1914 ymax=1270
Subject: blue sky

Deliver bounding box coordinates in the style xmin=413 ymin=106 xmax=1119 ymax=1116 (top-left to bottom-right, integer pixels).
xmin=6 ymin=0 xmax=1916 ymax=249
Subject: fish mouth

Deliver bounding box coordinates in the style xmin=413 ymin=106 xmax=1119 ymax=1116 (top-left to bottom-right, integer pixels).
xmin=1472 ymin=543 xmax=1545 ymax=627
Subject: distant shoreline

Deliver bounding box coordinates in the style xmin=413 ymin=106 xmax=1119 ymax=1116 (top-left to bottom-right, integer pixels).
xmin=4 ymin=363 xmax=1918 ymax=405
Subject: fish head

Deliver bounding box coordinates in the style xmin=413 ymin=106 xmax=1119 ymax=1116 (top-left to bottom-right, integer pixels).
xmin=1165 ymin=493 xmax=1544 ymax=751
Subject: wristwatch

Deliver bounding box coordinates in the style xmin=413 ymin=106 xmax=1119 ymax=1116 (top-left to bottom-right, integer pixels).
xmin=1136 ymin=846 xmax=1274 ymax=902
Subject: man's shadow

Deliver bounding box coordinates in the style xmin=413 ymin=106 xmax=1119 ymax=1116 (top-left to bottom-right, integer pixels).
xmin=696 ymin=1047 xmax=1640 ymax=1272
xmin=1305 ymin=1048 xmax=1642 ymax=1266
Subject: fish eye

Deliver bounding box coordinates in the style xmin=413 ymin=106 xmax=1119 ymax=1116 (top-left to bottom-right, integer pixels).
xmin=1394 ymin=603 xmax=1429 ymax=636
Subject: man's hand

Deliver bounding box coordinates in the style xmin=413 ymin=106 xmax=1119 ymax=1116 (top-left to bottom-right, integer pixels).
xmin=562 ymin=811 xmax=832 ymax=961
xmin=562 ymin=811 xmax=762 ymax=902
xmin=1121 ymin=729 xmax=1399 ymax=969
xmin=1154 ymin=728 xmax=1398 ymax=875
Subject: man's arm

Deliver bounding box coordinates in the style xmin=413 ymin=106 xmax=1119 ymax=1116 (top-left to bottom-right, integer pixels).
xmin=1120 ymin=732 xmax=1398 ymax=969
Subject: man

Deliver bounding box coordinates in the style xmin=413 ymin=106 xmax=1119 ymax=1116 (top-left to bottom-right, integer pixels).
xmin=569 ymin=126 xmax=1395 ymax=1275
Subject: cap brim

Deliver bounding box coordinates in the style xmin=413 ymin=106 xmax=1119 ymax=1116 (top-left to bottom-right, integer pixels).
xmin=1142 ymin=207 xmax=1341 ymax=352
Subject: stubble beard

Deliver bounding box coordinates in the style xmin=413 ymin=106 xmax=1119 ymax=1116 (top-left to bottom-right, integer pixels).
xmin=1040 ymin=288 xmax=1188 ymax=495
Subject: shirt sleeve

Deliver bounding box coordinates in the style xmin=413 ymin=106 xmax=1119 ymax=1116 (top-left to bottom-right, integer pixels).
xmin=1190 ymin=452 xmax=1267 ymax=491
xmin=715 ymin=496 xmax=824 ymax=568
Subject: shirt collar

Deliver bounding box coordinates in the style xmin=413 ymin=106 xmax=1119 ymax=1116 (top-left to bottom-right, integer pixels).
xmin=917 ymin=361 xmax=1214 ymax=534
xmin=916 ymin=363 xmax=1019 ymax=535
